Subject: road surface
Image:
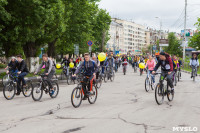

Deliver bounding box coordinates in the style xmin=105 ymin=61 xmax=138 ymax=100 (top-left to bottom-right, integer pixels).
xmin=0 ymin=66 xmax=199 ymax=133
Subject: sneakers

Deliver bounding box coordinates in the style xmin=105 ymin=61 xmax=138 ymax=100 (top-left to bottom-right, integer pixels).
xmin=49 ymin=88 xmax=55 ymax=96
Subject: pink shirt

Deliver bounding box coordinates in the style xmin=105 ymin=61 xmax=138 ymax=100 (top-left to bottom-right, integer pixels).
xmin=145 ymin=59 xmax=156 ymax=70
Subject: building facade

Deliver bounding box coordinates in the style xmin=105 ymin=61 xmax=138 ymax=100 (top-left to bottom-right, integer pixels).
xmin=107 ymin=18 xmax=148 ymax=54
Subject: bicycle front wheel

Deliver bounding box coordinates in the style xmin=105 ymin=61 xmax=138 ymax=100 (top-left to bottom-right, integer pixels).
xmin=110 ymin=72 xmax=115 ymax=82
xmin=104 ymin=73 xmax=108 ymax=83
xmin=32 ymin=83 xmax=43 ymax=101
xmin=145 ymin=78 xmax=150 ymax=92
xmin=22 ymin=81 xmax=33 ymax=97
xmin=88 ymin=86 xmax=98 ymax=104
xmin=3 ymin=83 xmax=16 ymax=100
xmin=71 ymin=87 xmax=83 ymax=108
xmin=155 ymin=83 xmax=164 ymax=105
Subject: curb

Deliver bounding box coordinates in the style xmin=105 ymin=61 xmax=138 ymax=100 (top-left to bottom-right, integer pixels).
xmin=182 ymin=70 xmax=200 ymax=76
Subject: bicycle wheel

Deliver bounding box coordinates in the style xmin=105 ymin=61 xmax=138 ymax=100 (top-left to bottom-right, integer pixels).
xmin=177 ymin=72 xmax=180 ymax=82
xmin=3 ymin=82 xmax=16 ymax=100
xmin=67 ymin=75 xmax=72 ymax=85
xmin=32 ymin=83 xmax=43 ymax=101
xmin=96 ymin=77 xmax=102 ymax=89
xmin=104 ymin=73 xmax=108 ymax=83
xmin=145 ymin=77 xmax=150 ymax=92
xmin=88 ymin=86 xmax=98 ymax=104
xmin=193 ymin=70 xmax=196 ymax=81
xmin=140 ymin=69 xmax=143 ymax=76
xmin=167 ymin=85 xmax=174 ymax=101
xmin=60 ymin=71 xmax=65 ymax=80
xmin=2 ymin=75 xmax=9 ymax=87
xmin=110 ymin=72 xmax=115 ymax=82
xmin=22 ymin=81 xmax=33 ymax=97
xmin=155 ymin=83 xmax=164 ymax=105
xmin=71 ymin=87 xmax=83 ymax=108
xmin=49 ymin=82 xmax=59 ymax=98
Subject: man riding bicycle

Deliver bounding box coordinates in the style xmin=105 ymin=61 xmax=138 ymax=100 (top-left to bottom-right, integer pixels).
xmin=16 ymin=55 xmax=29 ymax=95
xmin=5 ymin=57 xmax=18 ymax=75
xmin=73 ymin=53 xmax=99 ymax=99
xmin=152 ymin=52 xmax=174 ymax=94
xmin=190 ymin=53 xmax=199 ymax=78
xmin=35 ymin=54 xmax=56 ymax=95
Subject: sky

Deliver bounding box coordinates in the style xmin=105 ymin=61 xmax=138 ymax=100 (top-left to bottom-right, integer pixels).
xmin=97 ymin=0 xmax=200 ymax=33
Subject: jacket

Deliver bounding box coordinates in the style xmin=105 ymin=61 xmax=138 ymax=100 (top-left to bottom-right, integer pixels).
xmin=17 ymin=60 xmax=29 ymax=73
xmin=154 ymin=54 xmax=173 ymax=72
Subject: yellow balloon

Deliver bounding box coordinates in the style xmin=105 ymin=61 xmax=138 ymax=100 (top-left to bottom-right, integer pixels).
xmin=139 ymin=63 xmax=145 ymax=69
xmin=69 ymin=62 xmax=74 ymax=68
xmin=98 ymin=53 xmax=106 ymax=62
xmin=56 ymin=64 xmax=61 ymax=69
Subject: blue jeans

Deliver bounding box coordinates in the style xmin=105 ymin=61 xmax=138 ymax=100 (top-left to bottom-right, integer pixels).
xmin=147 ymin=70 xmax=155 ymax=83
xmin=17 ymin=72 xmax=28 ymax=92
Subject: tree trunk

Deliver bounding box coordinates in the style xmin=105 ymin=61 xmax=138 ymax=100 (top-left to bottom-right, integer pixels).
xmin=23 ymin=42 xmax=39 ymax=73
xmin=48 ymin=38 xmax=57 ymax=58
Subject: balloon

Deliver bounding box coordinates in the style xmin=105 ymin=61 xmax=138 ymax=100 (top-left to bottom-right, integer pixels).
xmin=69 ymin=62 xmax=74 ymax=68
xmin=139 ymin=63 xmax=145 ymax=69
xmin=98 ymin=53 xmax=106 ymax=62
xmin=56 ymin=64 xmax=61 ymax=69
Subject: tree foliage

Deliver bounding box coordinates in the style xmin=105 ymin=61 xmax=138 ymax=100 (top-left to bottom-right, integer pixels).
xmin=0 ymin=0 xmax=111 ymax=57
xmin=164 ymin=32 xmax=182 ymax=57
xmin=189 ymin=18 xmax=200 ymax=50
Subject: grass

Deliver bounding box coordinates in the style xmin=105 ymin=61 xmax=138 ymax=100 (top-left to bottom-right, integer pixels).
xmin=182 ymin=64 xmax=200 ymax=74
xmin=0 ymin=69 xmax=63 ymax=79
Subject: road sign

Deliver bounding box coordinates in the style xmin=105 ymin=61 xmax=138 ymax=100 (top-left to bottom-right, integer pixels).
xmin=159 ymin=39 xmax=169 ymax=47
xmin=87 ymin=41 xmax=93 ymax=46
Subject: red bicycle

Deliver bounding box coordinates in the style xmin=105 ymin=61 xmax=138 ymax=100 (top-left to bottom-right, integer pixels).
xmin=71 ymin=74 xmax=98 ymax=108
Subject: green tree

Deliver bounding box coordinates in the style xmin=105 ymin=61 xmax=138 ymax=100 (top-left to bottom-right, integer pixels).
xmin=164 ymin=32 xmax=182 ymax=57
xmin=188 ymin=18 xmax=200 ymax=50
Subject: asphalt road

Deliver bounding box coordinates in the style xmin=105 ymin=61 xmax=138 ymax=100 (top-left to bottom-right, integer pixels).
xmin=0 ymin=66 xmax=199 ymax=133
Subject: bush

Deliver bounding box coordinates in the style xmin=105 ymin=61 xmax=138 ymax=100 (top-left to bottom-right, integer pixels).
xmin=0 ymin=63 xmax=7 ymax=68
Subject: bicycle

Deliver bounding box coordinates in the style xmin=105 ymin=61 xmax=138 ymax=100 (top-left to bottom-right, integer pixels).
xmin=191 ymin=65 xmax=198 ymax=81
xmin=177 ymin=67 xmax=181 ymax=81
xmin=154 ymin=72 xmax=174 ymax=105
xmin=133 ymin=62 xmax=137 ymax=73
xmin=104 ymin=67 xmax=115 ymax=82
xmin=140 ymin=68 xmax=144 ymax=76
xmin=173 ymin=71 xmax=177 ymax=86
xmin=32 ymin=74 xmax=59 ymax=101
xmin=3 ymin=72 xmax=33 ymax=100
xmin=145 ymin=71 xmax=155 ymax=92
xmin=123 ymin=65 xmax=127 ymax=75
xmin=71 ymin=75 xmax=97 ymax=108
xmin=95 ymin=67 xmax=103 ymax=89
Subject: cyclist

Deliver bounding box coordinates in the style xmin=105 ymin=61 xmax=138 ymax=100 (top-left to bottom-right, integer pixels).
xmin=61 ymin=55 xmax=69 ymax=67
xmin=104 ymin=54 xmax=114 ymax=75
xmin=73 ymin=53 xmax=99 ymax=99
xmin=69 ymin=58 xmax=77 ymax=75
xmin=152 ymin=52 xmax=174 ymax=94
xmin=92 ymin=56 xmax=100 ymax=79
xmin=35 ymin=54 xmax=56 ymax=95
xmin=114 ymin=56 xmax=119 ymax=72
xmin=16 ymin=55 xmax=29 ymax=95
xmin=190 ymin=53 xmax=199 ymax=78
xmin=5 ymin=57 xmax=18 ymax=75
xmin=145 ymin=55 xmax=156 ymax=87
xmin=122 ymin=58 xmax=128 ymax=72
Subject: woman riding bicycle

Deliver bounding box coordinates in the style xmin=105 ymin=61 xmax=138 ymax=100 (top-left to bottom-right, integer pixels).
xmin=145 ymin=55 xmax=156 ymax=87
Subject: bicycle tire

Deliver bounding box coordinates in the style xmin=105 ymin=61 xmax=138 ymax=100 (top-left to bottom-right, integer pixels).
xmin=88 ymin=86 xmax=98 ymax=104
xmin=3 ymin=82 xmax=16 ymax=100
xmin=145 ymin=78 xmax=150 ymax=92
xmin=155 ymin=83 xmax=164 ymax=105
xmin=32 ymin=83 xmax=43 ymax=101
xmin=167 ymin=84 xmax=174 ymax=101
xmin=71 ymin=87 xmax=83 ymax=108
xmin=22 ymin=81 xmax=33 ymax=97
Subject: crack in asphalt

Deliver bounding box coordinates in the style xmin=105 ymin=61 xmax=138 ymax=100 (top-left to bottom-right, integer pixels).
xmin=0 ymin=103 xmax=69 ymax=132
xmin=117 ymin=114 xmax=165 ymax=133
xmin=63 ymin=126 xmax=85 ymax=133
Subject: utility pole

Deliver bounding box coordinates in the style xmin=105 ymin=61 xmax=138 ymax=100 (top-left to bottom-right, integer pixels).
xmin=183 ymin=0 xmax=187 ymax=65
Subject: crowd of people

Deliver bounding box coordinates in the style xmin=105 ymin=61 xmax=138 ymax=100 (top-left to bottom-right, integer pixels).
xmin=3 ymin=51 xmax=200 ymax=105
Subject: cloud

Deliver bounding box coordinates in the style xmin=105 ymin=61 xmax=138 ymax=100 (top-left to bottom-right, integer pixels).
xmin=97 ymin=0 xmax=200 ymax=32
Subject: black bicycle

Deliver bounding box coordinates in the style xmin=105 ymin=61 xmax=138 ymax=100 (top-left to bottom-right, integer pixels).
xmin=191 ymin=65 xmax=198 ymax=81
xmin=154 ymin=72 xmax=174 ymax=105
xmin=71 ymin=74 xmax=97 ymax=108
xmin=3 ymin=72 xmax=33 ymax=100
xmin=177 ymin=67 xmax=181 ymax=82
xmin=32 ymin=74 xmax=59 ymax=101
